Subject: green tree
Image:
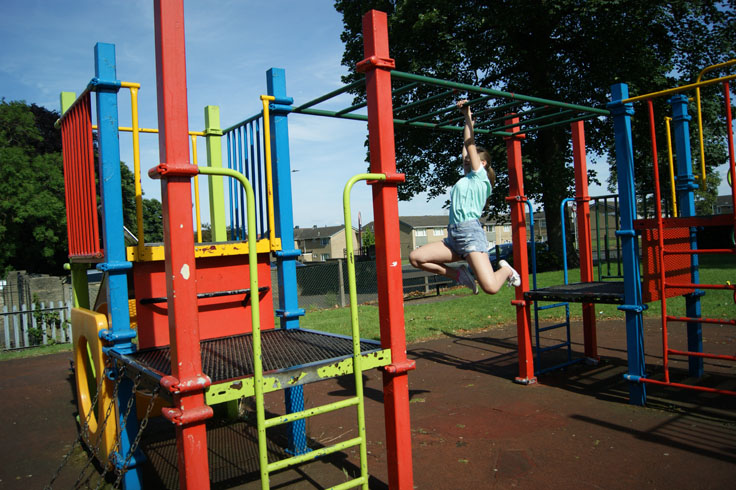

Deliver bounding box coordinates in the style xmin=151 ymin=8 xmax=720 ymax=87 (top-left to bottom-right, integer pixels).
xmin=0 ymin=99 xmax=165 ymax=275
xmin=0 ymin=100 xmax=67 ymax=275
xmin=335 ymin=0 xmax=735 ymax=261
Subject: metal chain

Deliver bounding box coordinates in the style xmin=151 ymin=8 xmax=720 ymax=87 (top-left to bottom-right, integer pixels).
xmin=112 ymin=384 xmax=161 ymax=490
xmin=99 ymin=371 xmax=142 ymax=490
xmin=75 ymin=363 xmax=127 ymax=489
xmin=44 ymin=356 xmax=109 ymax=490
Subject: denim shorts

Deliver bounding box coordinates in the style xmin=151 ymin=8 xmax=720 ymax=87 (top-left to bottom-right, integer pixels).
xmin=443 ymin=219 xmax=489 ymax=258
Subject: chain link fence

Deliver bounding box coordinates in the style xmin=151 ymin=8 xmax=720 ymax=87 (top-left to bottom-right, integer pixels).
xmin=271 ymin=259 xmax=459 ymax=311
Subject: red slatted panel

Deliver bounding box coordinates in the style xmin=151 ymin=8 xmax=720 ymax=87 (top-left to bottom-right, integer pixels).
xmin=60 ymin=92 xmax=101 ymax=259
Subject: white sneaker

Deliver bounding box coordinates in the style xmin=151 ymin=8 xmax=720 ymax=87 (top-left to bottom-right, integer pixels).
xmin=499 ymin=260 xmax=521 ymax=287
xmin=457 ymin=265 xmax=479 ymax=294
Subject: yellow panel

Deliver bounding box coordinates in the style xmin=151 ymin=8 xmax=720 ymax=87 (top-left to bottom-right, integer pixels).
xmin=126 ymin=238 xmax=281 ymax=262
xmin=71 ymin=308 xmax=117 ymax=465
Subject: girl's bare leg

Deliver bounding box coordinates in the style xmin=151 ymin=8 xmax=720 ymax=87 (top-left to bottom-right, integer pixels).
xmin=409 ymin=241 xmax=463 ymax=279
xmin=466 ymin=251 xmax=512 ymax=294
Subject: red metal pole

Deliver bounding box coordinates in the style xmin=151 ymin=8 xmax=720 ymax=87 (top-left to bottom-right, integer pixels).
xmin=647 ymin=100 xmax=671 ymax=382
xmin=151 ymin=2 xmax=212 ymax=489
xmin=571 ymin=121 xmax=598 ymax=360
xmin=359 ymin=10 xmax=415 ymax=490
xmin=504 ymin=116 xmax=535 ymax=384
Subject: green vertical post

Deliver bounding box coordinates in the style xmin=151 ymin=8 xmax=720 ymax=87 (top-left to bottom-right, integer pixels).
xmin=60 ymin=92 xmax=76 ymax=115
xmin=204 ymin=105 xmax=227 ymax=242
xmin=60 ymin=92 xmax=90 ymax=309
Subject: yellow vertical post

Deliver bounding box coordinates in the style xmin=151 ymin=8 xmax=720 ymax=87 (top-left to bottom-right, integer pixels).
xmin=260 ymin=95 xmax=277 ymax=248
xmin=129 ymin=86 xmax=145 ymax=254
xmin=664 ymin=117 xmax=678 ymax=217
xmin=191 ymin=134 xmax=203 ymax=243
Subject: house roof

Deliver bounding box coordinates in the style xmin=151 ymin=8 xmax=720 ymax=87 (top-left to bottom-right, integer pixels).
xmin=398 ymin=215 xmax=449 ymax=228
xmin=294 ymin=225 xmax=350 ymax=240
xmin=716 ymin=194 xmax=734 ymax=207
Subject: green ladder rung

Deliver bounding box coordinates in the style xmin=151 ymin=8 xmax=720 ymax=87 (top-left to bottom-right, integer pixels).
xmin=267 ymin=436 xmax=364 ymax=473
xmin=263 ymin=396 xmax=360 ymax=429
xmin=330 ymin=476 xmax=369 ymax=490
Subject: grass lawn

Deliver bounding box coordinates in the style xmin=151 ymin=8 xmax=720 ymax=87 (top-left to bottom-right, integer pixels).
xmin=2 ymin=255 xmax=732 ymax=359
xmin=302 ymin=253 xmax=735 ymax=344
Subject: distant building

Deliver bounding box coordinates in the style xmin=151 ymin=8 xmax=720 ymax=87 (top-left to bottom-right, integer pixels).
xmin=365 ymin=213 xmax=547 ymax=259
xmin=294 ymin=225 xmax=359 ymax=262
xmin=714 ymin=194 xmax=734 ymax=215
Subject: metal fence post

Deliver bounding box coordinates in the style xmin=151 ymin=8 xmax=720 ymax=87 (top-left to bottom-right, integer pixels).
xmin=3 ymin=306 xmax=9 ymax=350
xmin=338 ymin=259 xmax=346 ymax=307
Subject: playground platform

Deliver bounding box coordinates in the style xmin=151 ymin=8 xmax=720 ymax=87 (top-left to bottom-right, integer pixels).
xmin=1 ymin=317 xmax=734 ymax=490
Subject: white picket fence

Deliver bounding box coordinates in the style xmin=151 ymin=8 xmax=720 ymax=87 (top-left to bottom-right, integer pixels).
xmin=1 ymin=301 xmax=73 ymax=351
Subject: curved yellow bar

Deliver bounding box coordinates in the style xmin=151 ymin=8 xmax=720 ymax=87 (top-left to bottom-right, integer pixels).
xmin=695 ymin=60 xmax=736 ymax=188
xmin=621 ymin=73 xmax=736 ymax=104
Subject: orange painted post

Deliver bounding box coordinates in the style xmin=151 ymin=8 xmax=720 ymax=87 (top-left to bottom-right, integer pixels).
xmin=571 ymin=121 xmax=598 ymax=360
xmin=359 ymin=10 xmax=415 ymax=490
xmin=504 ymin=115 xmax=536 ymax=384
xmin=149 ymin=1 xmax=212 ymax=489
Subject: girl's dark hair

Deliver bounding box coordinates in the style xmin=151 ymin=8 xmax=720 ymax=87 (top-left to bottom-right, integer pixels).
xmin=477 ymin=146 xmax=495 ymax=187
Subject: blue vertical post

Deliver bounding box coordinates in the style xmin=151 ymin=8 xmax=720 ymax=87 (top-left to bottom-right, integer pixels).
xmin=93 ymin=43 xmax=141 ymax=488
xmin=669 ymin=94 xmax=704 ymax=377
xmin=608 ymin=83 xmax=647 ymax=406
xmin=267 ymin=68 xmax=308 ymax=454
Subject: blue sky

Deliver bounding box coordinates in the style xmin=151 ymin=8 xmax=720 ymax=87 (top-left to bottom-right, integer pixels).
xmin=0 ymin=0 xmax=452 ymax=229
xmin=3 ymin=1 xmax=728 ymax=231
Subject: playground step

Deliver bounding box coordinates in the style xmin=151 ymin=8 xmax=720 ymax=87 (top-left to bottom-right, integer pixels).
xmin=109 ymin=328 xmax=391 ymax=404
xmin=525 ymin=281 xmax=626 ymax=304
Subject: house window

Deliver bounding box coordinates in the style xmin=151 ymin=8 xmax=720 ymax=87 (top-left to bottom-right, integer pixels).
xmin=433 ymin=228 xmax=444 ymax=236
xmin=415 ymin=229 xmax=427 ymax=237
xmin=503 ymin=225 xmax=511 ymax=232
xmin=320 ymin=238 xmax=329 ymax=246
xmin=321 ymin=253 xmax=330 ymax=261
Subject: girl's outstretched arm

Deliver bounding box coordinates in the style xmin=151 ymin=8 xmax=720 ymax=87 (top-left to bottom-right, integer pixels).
xmin=458 ymin=100 xmax=482 ymax=172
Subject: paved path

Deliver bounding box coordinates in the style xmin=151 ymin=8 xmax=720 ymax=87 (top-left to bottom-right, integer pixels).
xmin=1 ymin=318 xmax=734 ymax=489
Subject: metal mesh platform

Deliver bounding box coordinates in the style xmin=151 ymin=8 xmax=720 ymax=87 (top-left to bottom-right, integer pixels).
xmin=125 ymin=328 xmax=383 ymax=384
xmin=524 ymin=281 xmax=625 ymax=304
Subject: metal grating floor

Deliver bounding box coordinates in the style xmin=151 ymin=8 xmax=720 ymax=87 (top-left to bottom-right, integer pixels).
xmin=524 ymin=281 xmax=626 ymax=304
xmin=126 ymin=328 xmax=382 ymax=384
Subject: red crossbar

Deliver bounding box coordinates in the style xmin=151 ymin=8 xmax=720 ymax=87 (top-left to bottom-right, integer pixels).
xmin=666 ymin=315 xmax=736 ymax=326
xmin=637 ymin=377 xmax=736 ymax=396
xmin=668 ymin=348 xmax=736 ymax=362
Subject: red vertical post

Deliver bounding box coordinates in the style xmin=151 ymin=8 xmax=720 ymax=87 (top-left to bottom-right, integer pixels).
xmin=504 ymin=116 xmax=536 ymax=384
xmin=571 ymin=121 xmax=598 ymax=360
xmin=359 ymin=10 xmax=415 ymax=490
xmin=150 ymin=1 xmax=212 ymax=489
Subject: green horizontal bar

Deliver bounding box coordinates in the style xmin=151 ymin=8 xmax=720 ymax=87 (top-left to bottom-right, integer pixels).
xmin=513 ymin=113 xmax=596 ymax=135
xmin=263 ymin=396 xmax=360 ymax=429
xmin=294 ymin=79 xmax=366 ymax=112
xmin=419 ymin=94 xmax=496 ymax=126
xmin=394 ymin=88 xmax=456 ymax=115
xmin=330 ymin=476 xmax=368 ymax=490
xmin=336 ymin=81 xmax=420 ymax=116
xmin=267 ymin=436 xmax=363 ymax=473
xmin=391 ymin=70 xmax=609 ymax=116
xmin=487 ymin=109 xmax=574 ymax=132
xmin=296 ymin=107 xmax=511 ymax=136
xmin=222 ymin=112 xmax=262 ymax=134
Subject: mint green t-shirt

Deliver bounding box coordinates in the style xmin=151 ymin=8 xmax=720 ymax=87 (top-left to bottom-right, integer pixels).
xmin=448 ymin=168 xmax=492 ymax=225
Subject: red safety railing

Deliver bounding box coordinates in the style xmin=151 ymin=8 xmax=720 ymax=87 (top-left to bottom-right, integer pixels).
xmin=638 ymin=90 xmax=736 ymax=394
xmin=60 ymin=92 xmax=102 ymax=259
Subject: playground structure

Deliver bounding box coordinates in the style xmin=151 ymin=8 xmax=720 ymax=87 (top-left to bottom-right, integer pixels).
xmin=55 ymin=3 xmax=735 ymax=489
